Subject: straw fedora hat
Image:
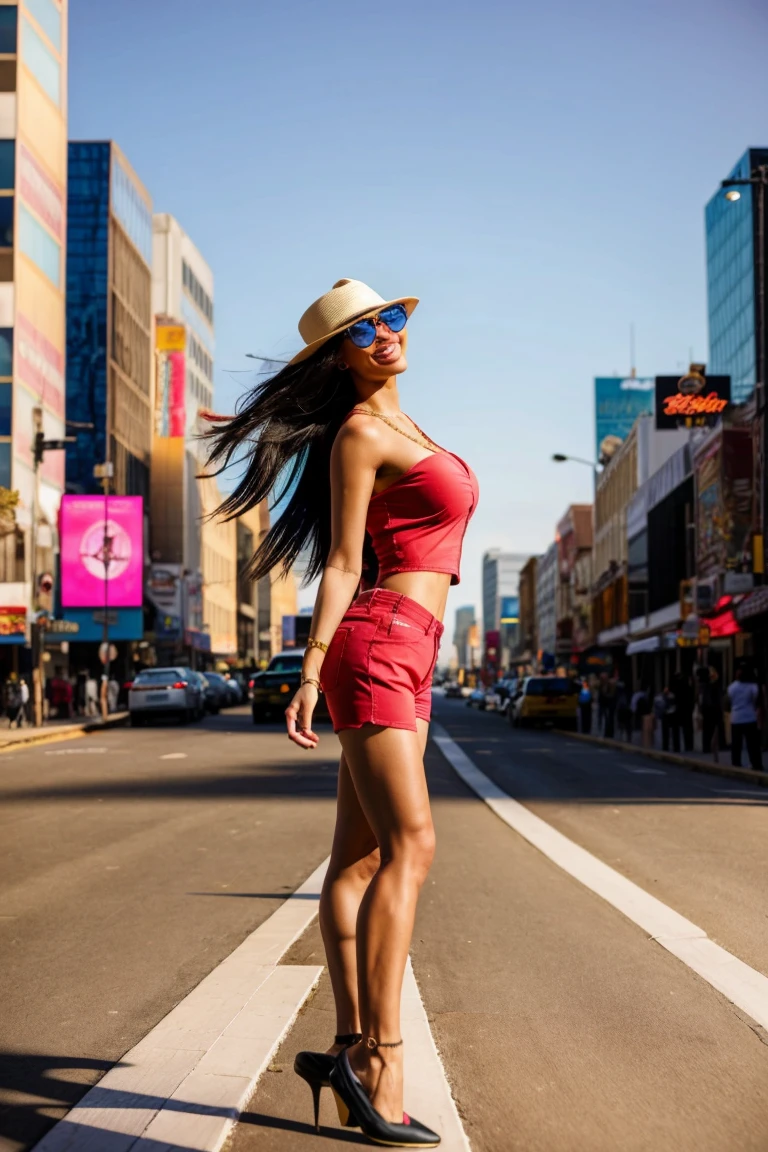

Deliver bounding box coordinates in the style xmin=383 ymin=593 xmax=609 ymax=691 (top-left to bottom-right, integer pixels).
xmin=290 ymin=278 xmax=419 ymax=365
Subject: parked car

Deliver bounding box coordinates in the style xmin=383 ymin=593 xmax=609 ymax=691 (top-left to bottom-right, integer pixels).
xmin=204 ymin=672 xmax=234 ymax=710
xmin=187 ymin=671 xmax=217 ymax=715
xmin=507 ymin=676 xmax=579 ymax=729
xmin=251 ymin=651 xmax=330 ymax=723
xmin=483 ymin=685 xmax=503 ymax=711
xmin=443 ymin=681 xmax=463 ymax=699
xmin=466 ymin=687 xmax=488 ymax=710
xmin=496 ymin=678 xmax=518 ymax=706
xmin=128 ymin=667 xmax=203 ymax=726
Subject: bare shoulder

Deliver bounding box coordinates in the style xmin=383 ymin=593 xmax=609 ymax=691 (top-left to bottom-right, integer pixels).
xmin=332 ymin=410 xmax=386 ymax=466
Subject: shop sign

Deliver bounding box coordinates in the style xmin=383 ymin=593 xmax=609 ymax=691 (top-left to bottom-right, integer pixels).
xmin=655 ymin=368 xmax=730 ymax=431
xmin=0 ymin=605 xmax=26 ymax=638
xmin=695 ymin=429 xmax=754 ymax=579
xmin=147 ymin=563 xmax=182 ymax=616
xmin=156 ymin=323 xmax=186 ymax=353
xmin=698 ymin=623 xmax=711 ymax=647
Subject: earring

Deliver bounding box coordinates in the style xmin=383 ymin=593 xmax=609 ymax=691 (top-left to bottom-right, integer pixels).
xmin=338 ymin=361 xmax=349 ymax=371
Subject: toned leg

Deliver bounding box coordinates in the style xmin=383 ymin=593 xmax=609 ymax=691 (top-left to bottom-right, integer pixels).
xmin=319 ymin=751 xmax=380 ymax=1051
xmin=339 ymin=719 xmax=433 ymax=1122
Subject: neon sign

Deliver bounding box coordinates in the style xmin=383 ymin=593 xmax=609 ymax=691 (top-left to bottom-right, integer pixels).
xmin=662 ymin=391 xmax=728 ymax=418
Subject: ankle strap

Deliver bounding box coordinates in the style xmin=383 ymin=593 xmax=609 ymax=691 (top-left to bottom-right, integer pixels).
xmin=365 ymin=1036 xmax=403 ymax=1050
xmin=334 ymin=1032 xmax=362 ymax=1046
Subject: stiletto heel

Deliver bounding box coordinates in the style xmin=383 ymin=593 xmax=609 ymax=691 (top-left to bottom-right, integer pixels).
xmin=294 ymin=1033 xmax=362 ymax=1131
xmin=329 ymin=1045 xmax=441 ymax=1147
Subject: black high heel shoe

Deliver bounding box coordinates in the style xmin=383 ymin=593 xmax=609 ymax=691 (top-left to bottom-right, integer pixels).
xmin=294 ymin=1033 xmax=362 ymax=1132
xmin=329 ymin=1044 xmax=441 ymax=1147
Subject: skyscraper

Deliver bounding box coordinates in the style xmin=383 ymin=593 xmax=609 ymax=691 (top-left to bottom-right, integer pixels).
xmin=453 ymin=604 xmax=475 ymax=668
xmin=66 ymin=141 xmax=153 ymax=498
xmin=705 ymin=147 xmax=768 ymax=403
xmin=482 ymin=550 xmax=527 ymax=636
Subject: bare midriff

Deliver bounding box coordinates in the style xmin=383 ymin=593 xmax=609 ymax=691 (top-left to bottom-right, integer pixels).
xmin=376 ymin=570 xmax=451 ymax=624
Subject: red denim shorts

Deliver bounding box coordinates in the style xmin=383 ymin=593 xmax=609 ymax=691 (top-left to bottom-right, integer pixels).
xmin=320 ymin=588 xmax=444 ymax=733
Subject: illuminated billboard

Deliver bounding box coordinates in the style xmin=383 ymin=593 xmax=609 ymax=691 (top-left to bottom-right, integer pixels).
xmin=60 ymin=495 xmax=144 ymax=608
xmin=594 ymin=377 xmax=655 ymax=458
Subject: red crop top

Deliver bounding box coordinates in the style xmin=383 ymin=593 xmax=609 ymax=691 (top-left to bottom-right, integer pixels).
xmin=365 ymin=449 xmax=479 ymax=586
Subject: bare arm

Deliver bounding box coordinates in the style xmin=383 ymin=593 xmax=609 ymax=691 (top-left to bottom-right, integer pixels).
xmin=285 ymin=418 xmax=381 ymax=748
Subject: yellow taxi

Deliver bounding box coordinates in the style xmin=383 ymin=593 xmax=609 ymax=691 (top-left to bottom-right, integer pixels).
xmin=507 ymin=676 xmax=579 ymax=730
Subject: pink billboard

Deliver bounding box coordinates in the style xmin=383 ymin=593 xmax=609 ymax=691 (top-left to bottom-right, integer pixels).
xmin=60 ymin=496 xmax=144 ymax=608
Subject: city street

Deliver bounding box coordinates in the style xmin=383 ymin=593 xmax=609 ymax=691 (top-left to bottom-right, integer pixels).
xmin=1 ymin=696 xmax=767 ymax=1151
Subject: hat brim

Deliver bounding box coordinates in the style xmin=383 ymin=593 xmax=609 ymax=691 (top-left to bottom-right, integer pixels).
xmin=287 ymin=296 xmax=419 ymax=366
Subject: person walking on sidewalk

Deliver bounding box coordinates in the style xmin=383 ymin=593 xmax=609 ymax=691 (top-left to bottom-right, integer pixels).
xmin=727 ymin=665 xmax=763 ymax=772
xmin=204 ymin=278 xmax=478 ymax=1146
xmin=659 ymin=686 xmax=680 ymax=753
xmin=578 ymin=679 xmax=593 ymax=734
xmin=672 ymin=672 xmax=694 ymax=752
xmin=6 ymin=675 xmax=23 ymax=728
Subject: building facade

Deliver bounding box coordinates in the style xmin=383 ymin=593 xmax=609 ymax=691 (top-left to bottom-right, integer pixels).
xmin=555 ymin=504 xmax=593 ymax=664
xmin=0 ymin=0 xmax=68 ymax=671
xmin=481 ymin=550 xmax=527 ymax=635
xmin=515 ymin=556 xmax=538 ymax=665
xmin=706 ymin=147 xmax=768 ymax=404
xmin=66 ymin=141 xmax=153 ymax=498
xmin=536 ymin=542 xmax=558 ymax=662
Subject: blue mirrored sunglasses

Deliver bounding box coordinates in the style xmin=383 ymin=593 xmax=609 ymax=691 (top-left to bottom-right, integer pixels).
xmin=344 ymin=304 xmax=408 ymax=348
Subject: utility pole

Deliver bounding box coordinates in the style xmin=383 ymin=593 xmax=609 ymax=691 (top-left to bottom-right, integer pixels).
xmin=31 ymin=409 xmax=81 ymax=727
xmin=93 ymin=461 xmax=115 ymax=720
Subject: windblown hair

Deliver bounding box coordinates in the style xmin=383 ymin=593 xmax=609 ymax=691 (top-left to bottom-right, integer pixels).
xmin=204 ymin=336 xmax=368 ymax=584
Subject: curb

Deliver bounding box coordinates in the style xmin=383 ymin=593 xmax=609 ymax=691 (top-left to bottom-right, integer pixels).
xmin=552 ymin=727 xmax=768 ymax=787
xmin=0 ymin=711 xmax=129 ymax=753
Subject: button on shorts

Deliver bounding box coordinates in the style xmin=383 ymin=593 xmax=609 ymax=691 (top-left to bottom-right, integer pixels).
xmin=320 ymin=588 xmax=444 ymax=733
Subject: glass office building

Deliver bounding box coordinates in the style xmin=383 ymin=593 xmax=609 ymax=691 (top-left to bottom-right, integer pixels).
xmin=65 ymin=142 xmax=153 ymax=497
xmin=705 ymin=147 xmax=768 ymax=404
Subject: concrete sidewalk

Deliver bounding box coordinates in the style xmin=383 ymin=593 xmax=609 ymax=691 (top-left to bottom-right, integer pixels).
xmin=0 ymin=711 xmax=129 ymax=751
xmin=554 ymin=726 xmax=768 ymax=786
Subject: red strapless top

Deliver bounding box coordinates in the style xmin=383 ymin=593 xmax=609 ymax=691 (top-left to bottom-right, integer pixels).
xmin=365 ymin=449 xmax=479 ymax=586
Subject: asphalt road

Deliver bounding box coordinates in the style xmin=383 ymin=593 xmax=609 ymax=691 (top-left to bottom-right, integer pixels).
xmin=1 ymin=697 xmax=767 ymax=1151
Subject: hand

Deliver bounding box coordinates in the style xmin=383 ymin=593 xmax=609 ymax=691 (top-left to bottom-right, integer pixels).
xmin=285 ymin=683 xmax=320 ymax=749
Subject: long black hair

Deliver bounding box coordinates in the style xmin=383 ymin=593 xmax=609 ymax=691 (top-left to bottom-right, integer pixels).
xmin=205 ymin=335 xmax=366 ymax=584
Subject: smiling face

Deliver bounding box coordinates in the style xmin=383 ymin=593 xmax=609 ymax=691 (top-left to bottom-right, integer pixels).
xmin=342 ymin=314 xmax=409 ymax=382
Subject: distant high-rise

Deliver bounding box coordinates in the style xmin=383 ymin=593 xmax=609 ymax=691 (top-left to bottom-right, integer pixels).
xmin=706 ymin=147 xmax=768 ymax=403
xmin=482 ymin=550 xmax=527 ymax=636
xmin=453 ymin=605 xmax=475 ymax=668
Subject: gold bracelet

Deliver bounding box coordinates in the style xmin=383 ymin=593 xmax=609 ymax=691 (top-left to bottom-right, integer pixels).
xmin=306 ymin=636 xmax=329 ymax=654
xmin=301 ymin=676 xmax=323 ymax=694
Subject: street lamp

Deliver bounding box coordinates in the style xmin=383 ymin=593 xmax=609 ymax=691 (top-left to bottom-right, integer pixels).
xmin=551 ymin=453 xmax=600 ymax=478
xmin=721 ymin=163 xmax=768 ymax=577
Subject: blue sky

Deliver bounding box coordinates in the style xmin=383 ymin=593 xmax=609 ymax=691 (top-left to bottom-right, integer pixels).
xmin=70 ymin=0 xmax=768 ymax=630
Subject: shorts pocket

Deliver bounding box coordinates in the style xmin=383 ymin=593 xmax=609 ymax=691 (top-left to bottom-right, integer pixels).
xmin=320 ymin=626 xmax=352 ymax=692
xmin=375 ymin=615 xmax=428 ymax=644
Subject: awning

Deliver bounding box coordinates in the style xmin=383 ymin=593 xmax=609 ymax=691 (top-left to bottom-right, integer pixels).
xmin=736 ymin=586 xmax=768 ymax=623
xmin=626 ymin=633 xmax=678 ymax=655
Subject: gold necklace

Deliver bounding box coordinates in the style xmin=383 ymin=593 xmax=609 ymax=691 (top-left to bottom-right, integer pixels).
xmin=349 ymin=406 xmax=443 ymax=454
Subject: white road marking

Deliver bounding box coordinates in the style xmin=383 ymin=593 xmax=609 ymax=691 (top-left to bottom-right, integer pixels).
xmin=160 ymin=752 xmax=188 ymax=760
xmin=623 ymin=766 xmax=667 ymax=775
xmin=45 ymin=747 xmax=108 ymax=756
xmin=33 ymin=852 xmax=470 ymax=1151
xmin=432 ymin=723 xmax=768 ymax=1032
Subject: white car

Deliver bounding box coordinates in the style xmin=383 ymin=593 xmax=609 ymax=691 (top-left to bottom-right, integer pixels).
xmin=129 ymin=667 xmax=202 ymax=726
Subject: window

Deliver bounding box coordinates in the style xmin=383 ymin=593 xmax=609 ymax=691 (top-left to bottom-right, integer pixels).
xmin=0 ymin=7 xmax=17 ymax=54
xmin=21 ymin=16 xmax=59 ymax=105
xmin=0 ymin=328 xmax=10 ymax=375
xmin=19 ymin=203 xmax=60 ymax=284
xmin=0 ymin=140 xmax=13 ymax=189
xmin=0 ymin=197 xmax=12 ymax=247
xmin=0 ymin=441 xmax=10 ymax=488
xmin=25 ymin=0 xmax=59 ymax=50
xmin=0 ymin=382 xmax=10 ymax=435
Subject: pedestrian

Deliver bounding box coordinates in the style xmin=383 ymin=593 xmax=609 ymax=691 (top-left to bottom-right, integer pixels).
xmin=108 ymin=676 xmax=119 ymax=713
xmin=630 ymin=685 xmax=650 ymax=740
xmin=652 ymin=687 xmax=667 ymax=747
xmin=6 ymin=675 xmax=22 ymax=728
xmin=204 ymin=277 xmax=472 ymax=1145
xmin=19 ymin=677 xmax=29 ymax=725
xmin=578 ymin=679 xmax=592 ymax=734
xmin=672 ymin=672 xmax=694 ymax=752
xmin=699 ymin=666 xmax=726 ymax=756
xmin=660 ymin=686 xmax=679 ymax=753
xmin=84 ymin=672 xmax=99 ymax=717
xmin=616 ymin=678 xmax=632 ymax=742
xmin=727 ymin=665 xmax=763 ymax=771
xmin=602 ymin=673 xmax=617 ymax=738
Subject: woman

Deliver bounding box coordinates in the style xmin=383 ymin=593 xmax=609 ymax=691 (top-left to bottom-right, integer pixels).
xmin=206 ymin=279 xmax=478 ymax=1147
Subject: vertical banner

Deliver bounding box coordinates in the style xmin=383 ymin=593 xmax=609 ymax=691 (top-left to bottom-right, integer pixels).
xmin=60 ymin=495 xmax=144 ymax=608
